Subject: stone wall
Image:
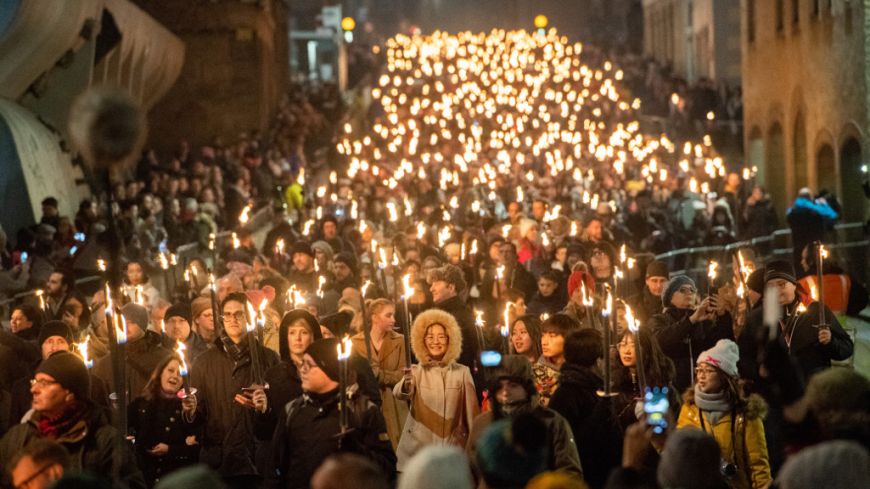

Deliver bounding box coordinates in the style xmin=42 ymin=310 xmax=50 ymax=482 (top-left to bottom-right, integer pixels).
xmin=134 ymin=0 xmax=289 ymax=153
xmin=741 ymin=0 xmax=867 ymax=222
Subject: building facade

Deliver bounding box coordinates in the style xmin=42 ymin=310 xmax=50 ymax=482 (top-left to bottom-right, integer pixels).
xmin=643 ymin=0 xmax=741 ymax=85
xmin=741 ymin=0 xmax=867 ymax=223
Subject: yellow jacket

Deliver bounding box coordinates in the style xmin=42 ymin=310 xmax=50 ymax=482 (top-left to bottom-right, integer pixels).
xmin=677 ymin=391 xmax=771 ymax=489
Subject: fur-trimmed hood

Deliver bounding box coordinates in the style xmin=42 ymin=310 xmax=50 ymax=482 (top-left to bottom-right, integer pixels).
xmin=410 ymin=308 xmax=463 ymax=364
xmin=683 ymin=388 xmax=768 ymax=420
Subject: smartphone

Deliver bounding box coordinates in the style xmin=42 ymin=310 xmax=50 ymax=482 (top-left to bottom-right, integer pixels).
xmin=20 ymin=251 xmax=28 ymax=263
xmin=69 ymin=246 xmax=78 ymax=256
xmin=480 ymin=350 xmax=502 ymax=367
xmin=644 ymin=386 xmax=670 ymax=434
xmin=74 ymin=232 xmax=86 ymax=242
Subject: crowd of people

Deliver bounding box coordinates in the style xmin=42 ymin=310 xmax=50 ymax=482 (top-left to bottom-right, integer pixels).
xmin=0 ymin=28 xmax=868 ymax=489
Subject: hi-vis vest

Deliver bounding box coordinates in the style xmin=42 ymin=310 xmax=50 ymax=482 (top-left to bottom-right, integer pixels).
xmin=799 ymin=274 xmax=851 ymax=315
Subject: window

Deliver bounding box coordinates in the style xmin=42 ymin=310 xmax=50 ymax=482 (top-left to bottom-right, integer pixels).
xmin=747 ymin=0 xmax=756 ymax=42
xmin=776 ymin=0 xmax=785 ymax=33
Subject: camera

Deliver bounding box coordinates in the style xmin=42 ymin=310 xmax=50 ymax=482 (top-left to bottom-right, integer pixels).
xmin=720 ymin=459 xmax=737 ymax=478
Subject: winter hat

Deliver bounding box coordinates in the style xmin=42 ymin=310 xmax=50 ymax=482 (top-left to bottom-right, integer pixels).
xmin=476 ymin=414 xmax=549 ymax=488
xmin=493 ymin=355 xmax=536 ymax=399
xmin=334 ymin=252 xmax=359 ymax=276
xmin=155 ymin=465 xmax=227 ymax=489
xmin=164 ymin=303 xmax=191 ymax=325
xmin=657 ymin=428 xmax=724 ymax=489
xmin=567 ymin=270 xmax=594 ymax=299
xmin=305 ymin=338 xmax=340 ymax=382
xmin=38 ymin=320 xmax=74 ymax=347
xmin=429 ymin=264 xmax=467 ymax=295
xmin=696 ymin=339 xmax=740 ymax=378
xmin=518 ymin=218 xmax=538 ymax=240
xmin=776 ymin=441 xmax=870 ymax=489
xmin=764 ymin=260 xmax=797 ymax=285
xmin=320 ymin=310 xmax=354 ymax=338
xmin=803 ymin=368 xmax=870 ymax=417
xmin=121 ymin=303 xmax=149 ymax=330
xmin=191 ymin=297 xmax=212 ymax=321
xmin=35 ymin=351 xmax=91 ymax=402
xmin=645 ymin=260 xmax=669 ymax=279
xmin=291 ymin=240 xmax=314 ymax=257
xmin=397 ymin=446 xmax=473 ymax=489
xmin=281 ymin=309 xmax=321 ymax=338
xmin=311 ymin=240 xmax=334 ymax=261
xmin=746 ymin=268 xmax=765 ymax=294
xmin=663 ymin=275 xmax=696 ymax=307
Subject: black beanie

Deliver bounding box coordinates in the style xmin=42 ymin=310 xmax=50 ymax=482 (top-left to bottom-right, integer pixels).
xmin=646 ymin=260 xmax=669 ymax=279
xmin=35 ymin=351 xmax=91 ymax=402
xmin=305 ymin=338 xmax=340 ymax=382
xmin=164 ymin=303 xmax=192 ymax=325
xmin=746 ymin=268 xmax=765 ymax=294
xmin=764 ymin=260 xmax=797 ymax=285
xmin=38 ymin=320 xmax=74 ymax=347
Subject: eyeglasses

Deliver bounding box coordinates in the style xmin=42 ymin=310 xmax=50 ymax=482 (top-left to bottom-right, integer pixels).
xmin=694 ymin=367 xmax=717 ymax=377
xmin=30 ymin=378 xmax=60 ymax=389
xmin=14 ymin=463 xmax=54 ymax=489
xmin=298 ymin=360 xmax=321 ymax=373
xmin=222 ymin=311 xmax=247 ymax=323
xmin=424 ymin=335 xmax=448 ymax=343
xmin=677 ymin=286 xmax=697 ymax=295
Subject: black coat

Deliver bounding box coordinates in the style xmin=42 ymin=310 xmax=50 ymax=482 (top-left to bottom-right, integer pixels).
xmin=626 ymin=287 xmax=664 ymax=325
xmin=268 ymin=390 xmax=396 ymax=489
xmin=742 ymin=300 xmax=853 ymax=383
xmin=648 ymin=307 xmax=734 ymax=392
xmin=0 ymin=403 xmax=146 ymax=489
xmin=429 ymin=295 xmax=479 ymax=371
xmin=189 ymin=336 xmax=279 ymax=478
xmin=128 ymin=395 xmax=204 ymax=487
xmin=92 ymin=331 xmax=173 ymax=403
xmin=548 ymin=364 xmax=622 ymax=489
xmin=527 ymin=291 xmax=566 ymax=318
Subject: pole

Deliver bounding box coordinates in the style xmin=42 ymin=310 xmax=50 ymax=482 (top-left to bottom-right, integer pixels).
xmin=816 ymin=242 xmax=827 ymax=329
xmin=359 ymin=283 xmax=373 ymax=360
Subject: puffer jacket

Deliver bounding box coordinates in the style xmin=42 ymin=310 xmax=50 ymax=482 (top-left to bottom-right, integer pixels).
xmin=189 ymin=334 xmax=279 ymax=478
xmin=677 ymin=389 xmax=771 ymax=489
xmin=393 ymin=308 xmax=479 ymax=471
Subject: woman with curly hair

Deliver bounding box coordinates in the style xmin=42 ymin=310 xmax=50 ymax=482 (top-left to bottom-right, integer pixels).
xmin=394 ymin=308 xmax=479 ymax=471
xmin=677 ymin=339 xmax=771 ymax=489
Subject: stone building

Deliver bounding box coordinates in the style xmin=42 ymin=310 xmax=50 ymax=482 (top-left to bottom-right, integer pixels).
xmin=642 ymin=0 xmax=742 ymax=85
xmin=741 ymin=0 xmax=868 ymax=223
xmin=134 ymin=0 xmax=290 ymax=152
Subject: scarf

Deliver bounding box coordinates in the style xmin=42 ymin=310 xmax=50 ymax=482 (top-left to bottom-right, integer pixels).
xmin=36 ymin=401 xmax=89 ymax=440
xmin=220 ymin=332 xmax=251 ymax=364
xmin=695 ymin=385 xmax=730 ymax=424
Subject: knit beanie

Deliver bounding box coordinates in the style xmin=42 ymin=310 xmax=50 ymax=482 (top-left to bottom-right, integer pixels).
xmin=567 ymin=270 xmax=594 ymax=299
xmin=38 ymin=320 xmax=73 ymax=347
xmin=35 ymin=351 xmax=91 ymax=402
xmin=657 ymin=428 xmax=723 ymax=489
xmin=334 ymin=252 xmax=359 ymax=276
xmin=764 ymin=260 xmax=797 ymax=285
xmin=311 ymin=240 xmax=334 ymax=261
xmin=776 ymin=441 xmax=870 ymax=489
xmin=663 ymin=275 xmax=695 ymax=307
xmin=518 ymin=218 xmax=538 ymax=240
xmin=476 ymin=414 xmax=549 ymax=488
xmin=291 ymin=240 xmax=314 ymax=257
xmin=397 ymin=446 xmax=473 ymax=489
xmin=305 ymin=338 xmax=340 ymax=382
xmin=493 ymin=355 xmax=536 ymax=400
xmin=121 ymin=302 xmax=149 ymax=330
xmin=696 ymin=339 xmax=740 ymax=378
xmin=191 ymin=297 xmax=212 ymax=320
xmin=746 ymin=268 xmax=765 ymax=294
xmin=164 ymin=303 xmax=191 ymax=325
xmin=645 ymin=260 xmax=669 ymax=279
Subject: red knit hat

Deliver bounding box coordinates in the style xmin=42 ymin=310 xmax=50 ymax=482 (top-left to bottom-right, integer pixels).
xmin=567 ymin=271 xmax=595 ymax=299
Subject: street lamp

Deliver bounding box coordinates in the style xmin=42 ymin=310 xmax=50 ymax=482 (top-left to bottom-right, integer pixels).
xmin=342 ymin=16 xmax=355 ymax=43
xmin=534 ymin=14 xmax=548 ymax=34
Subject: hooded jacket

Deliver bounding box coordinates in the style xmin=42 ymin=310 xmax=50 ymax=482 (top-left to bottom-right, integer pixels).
xmin=393 ymin=308 xmax=479 ymax=471
xmin=677 ymin=389 xmax=771 ymax=489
